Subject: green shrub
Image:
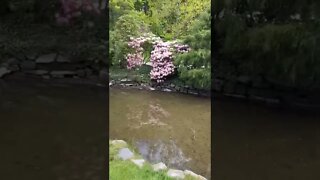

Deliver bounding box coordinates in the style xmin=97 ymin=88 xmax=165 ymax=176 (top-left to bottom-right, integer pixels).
xmin=175 ymin=8 xmax=211 ymax=90
xmin=109 ymin=11 xmax=150 ymax=67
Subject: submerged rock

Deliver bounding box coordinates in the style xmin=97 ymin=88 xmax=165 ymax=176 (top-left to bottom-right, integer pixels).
xmin=167 ymin=169 xmax=185 ymax=179
xmin=152 ymin=162 xmax=167 ymax=172
xmin=118 ymin=148 xmax=134 ymax=160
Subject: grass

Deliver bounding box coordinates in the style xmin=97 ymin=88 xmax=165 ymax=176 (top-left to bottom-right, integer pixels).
xmin=109 ymin=66 xmax=151 ymax=83
xmin=110 ymin=161 xmax=173 ymax=180
xmin=109 ymin=140 xmax=173 ymax=180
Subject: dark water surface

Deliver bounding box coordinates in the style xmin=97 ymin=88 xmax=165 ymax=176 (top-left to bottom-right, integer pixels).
xmin=213 ymin=99 xmax=320 ymax=180
xmin=110 ymin=88 xmax=211 ymax=179
xmin=0 ymin=80 xmax=107 ymax=180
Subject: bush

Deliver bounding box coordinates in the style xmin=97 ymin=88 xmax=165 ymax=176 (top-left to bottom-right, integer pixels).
xmin=175 ymin=9 xmax=211 ymax=90
xmin=109 ymin=11 xmax=150 ymax=67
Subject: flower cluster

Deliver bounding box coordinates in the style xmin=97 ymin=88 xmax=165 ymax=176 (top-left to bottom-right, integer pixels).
xmin=173 ymin=44 xmax=191 ymax=53
xmin=126 ymin=34 xmax=190 ymax=83
xmin=126 ymin=33 xmax=158 ymax=69
xmin=150 ymin=41 xmax=176 ymax=83
xmin=126 ymin=52 xmax=144 ymax=69
xmin=126 ymin=36 xmax=148 ymax=69
xmin=55 ymin=0 xmax=101 ymax=25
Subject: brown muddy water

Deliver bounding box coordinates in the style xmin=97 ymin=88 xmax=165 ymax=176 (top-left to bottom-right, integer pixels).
xmin=0 ymin=80 xmax=107 ymax=180
xmin=109 ymin=88 xmax=211 ymax=179
xmin=213 ymin=99 xmax=320 ymax=180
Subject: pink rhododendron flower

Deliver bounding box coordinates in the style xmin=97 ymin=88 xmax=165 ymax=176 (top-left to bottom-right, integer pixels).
xmin=126 ymin=34 xmax=190 ymax=83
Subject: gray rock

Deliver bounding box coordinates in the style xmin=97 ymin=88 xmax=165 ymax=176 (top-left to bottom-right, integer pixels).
xmin=189 ymin=90 xmax=199 ymax=95
xmin=7 ymin=58 xmax=19 ymax=66
xmin=184 ymin=170 xmax=207 ymax=180
xmin=197 ymin=175 xmax=207 ymax=180
xmin=42 ymin=75 xmax=51 ymax=79
xmin=118 ymin=148 xmax=134 ymax=160
xmin=162 ymin=88 xmax=172 ymax=92
xmin=167 ymin=169 xmax=185 ymax=179
xmin=76 ymin=69 xmax=86 ymax=77
xmin=0 ymin=67 xmax=11 ymax=78
xmin=8 ymin=64 xmax=19 ymax=72
xmin=130 ymin=159 xmax=145 ymax=168
xmin=184 ymin=170 xmax=198 ymax=178
xmin=120 ymin=78 xmax=132 ymax=83
xmin=50 ymin=71 xmax=76 ymax=78
xmin=26 ymin=70 xmax=49 ymax=75
xmin=111 ymin=140 xmax=127 ymax=147
xmin=1 ymin=62 xmax=9 ymax=68
xmin=36 ymin=54 xmax=57 ymax=63
xmin=56 ymin=55 xmax=70 ymax=63
xmin=21 ymin=61 xmax=36 ymax=70
xmin=152 ymin=162 xmax=167 ymax=172
xmin=26 ymin=54 xmax=38 ymax=60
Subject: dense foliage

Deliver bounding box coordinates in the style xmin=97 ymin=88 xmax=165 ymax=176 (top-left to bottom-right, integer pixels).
xmin=110 ymin=0 xmax=211 ymax=89
xmin=175 ymin=9 xmax=211 ymax=90
xmin=0 ymin=0 xmax=107 ymax=64
xmin=214 ymin=0 xmax=320 ymax=89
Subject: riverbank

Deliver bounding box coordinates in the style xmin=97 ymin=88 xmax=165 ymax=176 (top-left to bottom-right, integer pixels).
xmin=212 ymin=76 xmax=320 ymax=111
xmin=110 ymin=140 xmax=207 ymax=180
xmin=109 ymin=67 xmax=211 ymax=97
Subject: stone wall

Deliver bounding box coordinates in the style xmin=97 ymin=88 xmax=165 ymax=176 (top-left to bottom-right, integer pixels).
xmin=0 ymin=53 xmax=108 ymax=86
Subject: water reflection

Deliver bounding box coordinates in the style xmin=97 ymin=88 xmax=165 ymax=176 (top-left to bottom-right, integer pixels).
xmin=0 ymin=81 xmax=107 ymax=180
xmin=127 ymin=100 xmax=170 ymax=129
xmin=136 ymin=140 xmax=191 ymax=170
xmin=110 ymin=88 xmax=211 ymax=178
xmin=213 ymin=99 xmax=320 ymax=180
